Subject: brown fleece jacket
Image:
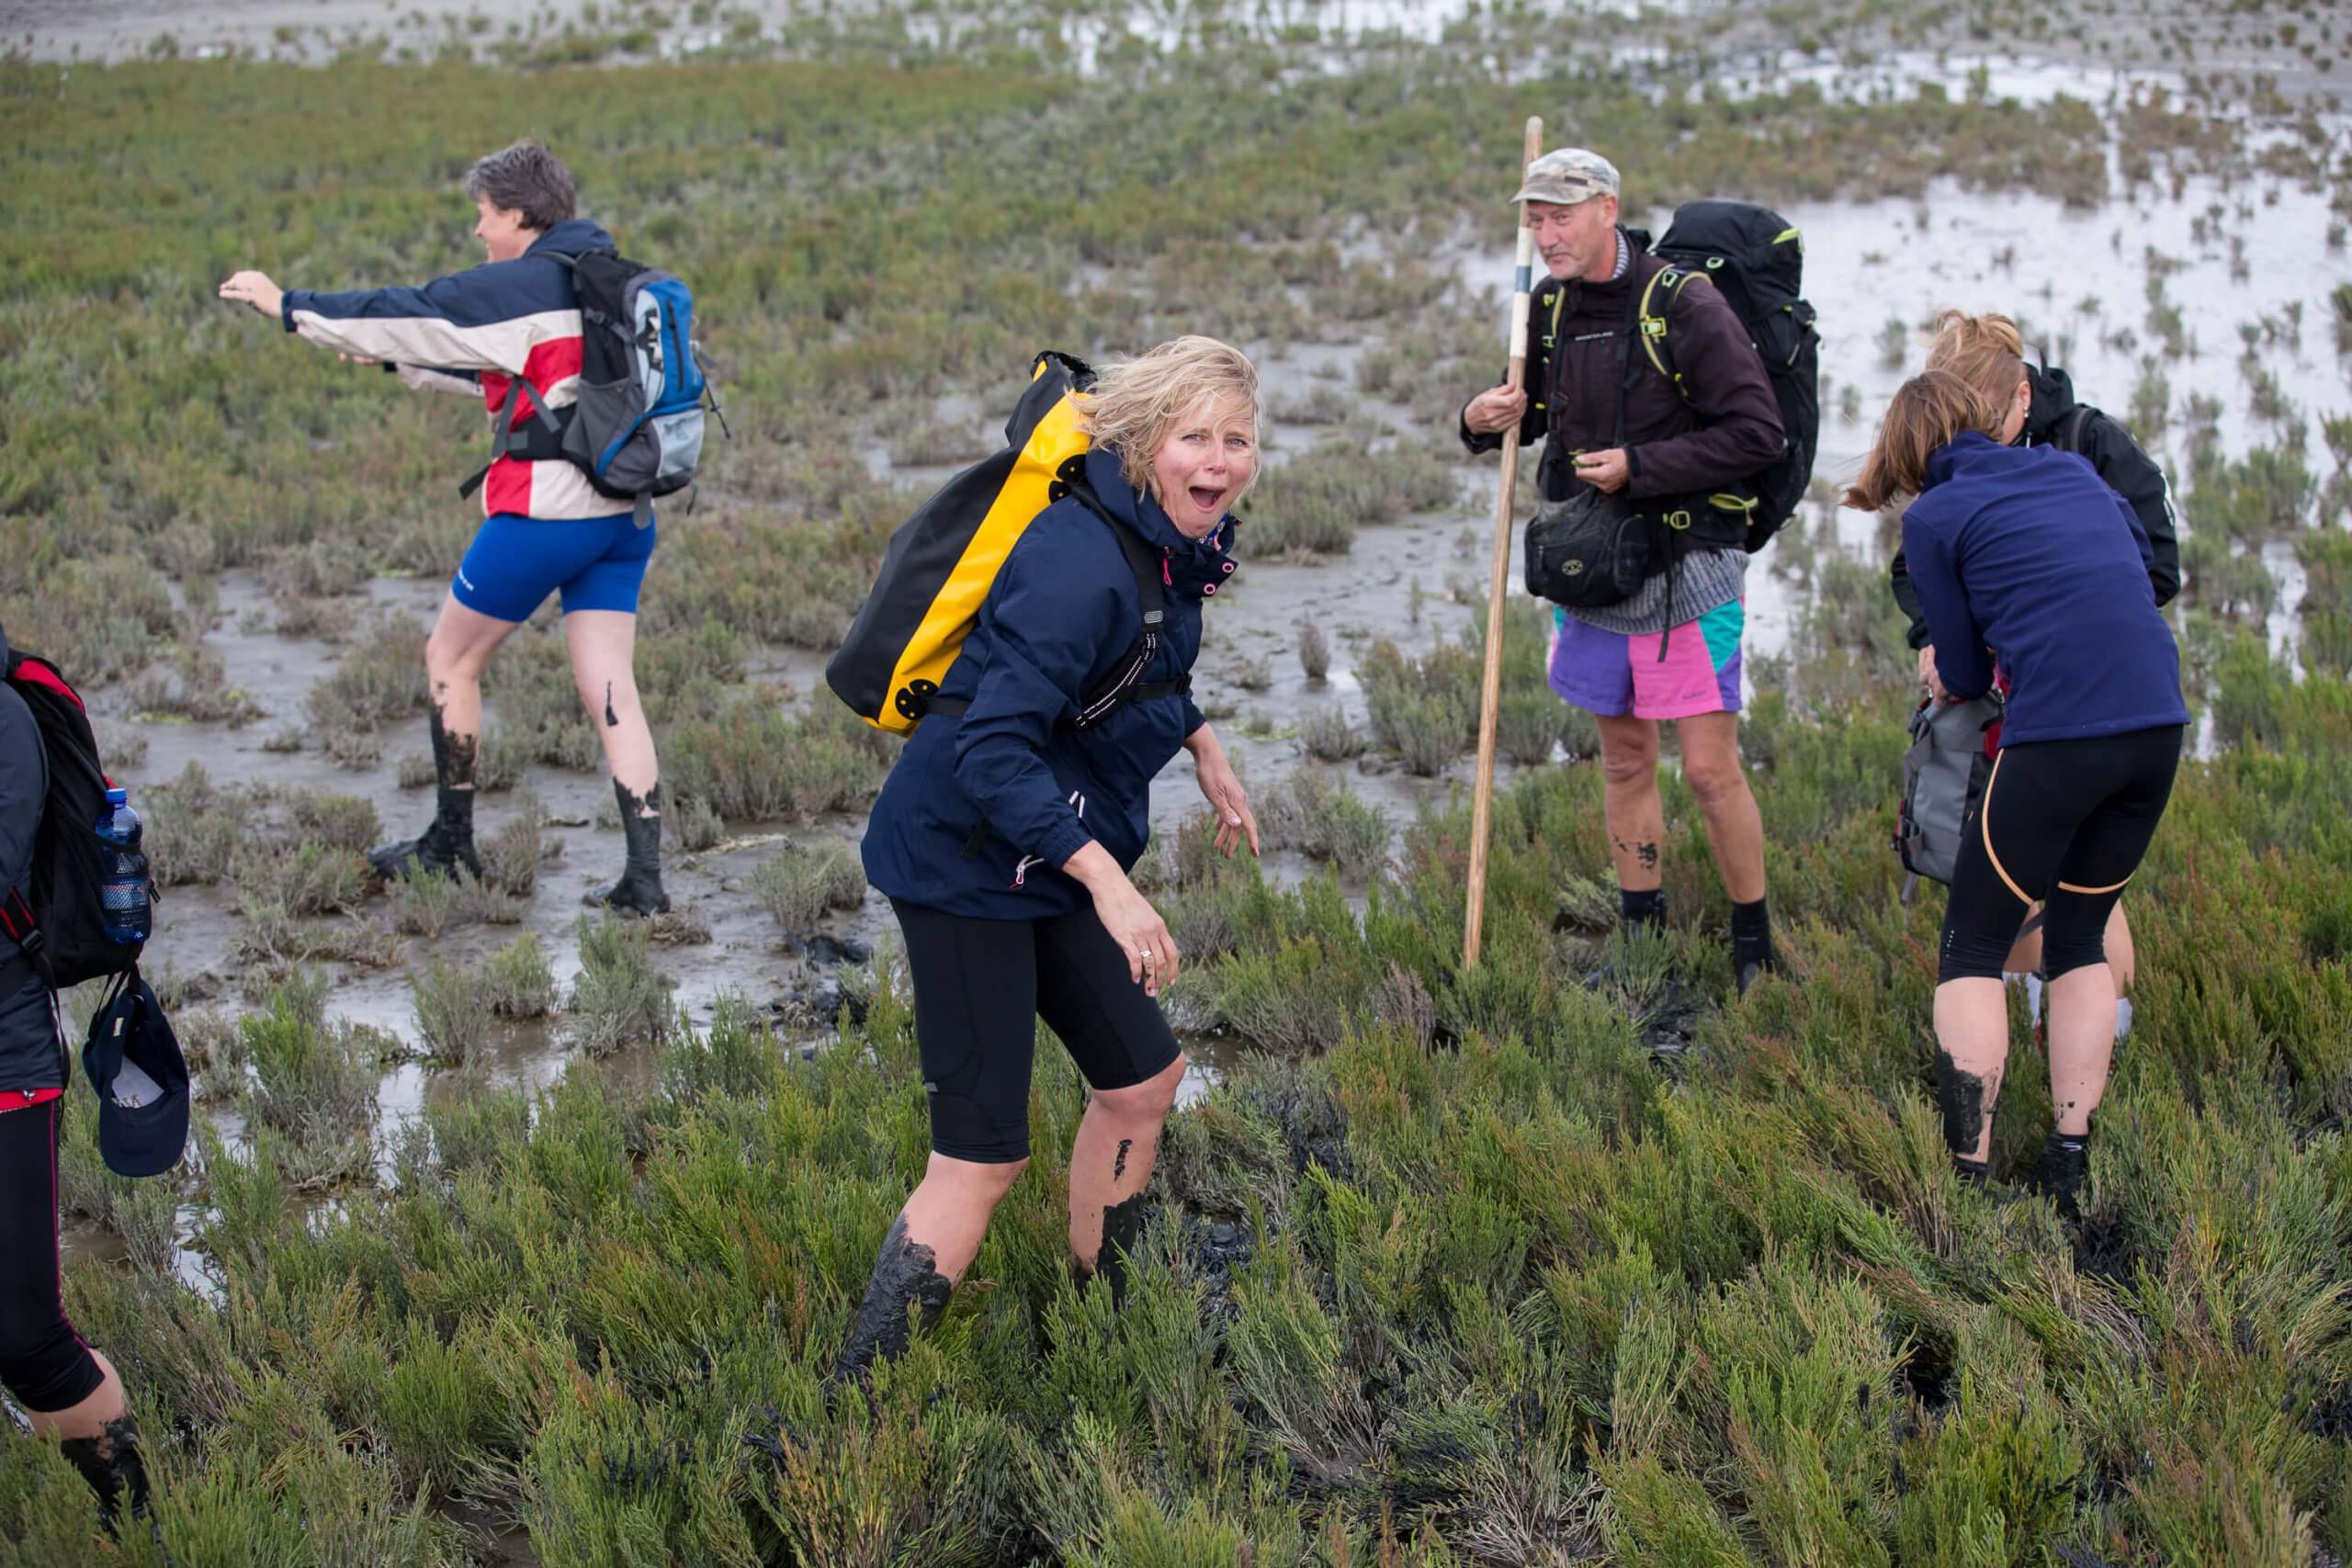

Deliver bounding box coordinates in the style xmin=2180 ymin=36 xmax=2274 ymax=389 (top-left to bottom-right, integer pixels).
xmin=1462 ymin=228 xmax=1783 ymax=509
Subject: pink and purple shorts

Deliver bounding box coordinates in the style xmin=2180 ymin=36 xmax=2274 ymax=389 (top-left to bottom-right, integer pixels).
xmin=1548 ymin=600 xmax=1746 ymax=720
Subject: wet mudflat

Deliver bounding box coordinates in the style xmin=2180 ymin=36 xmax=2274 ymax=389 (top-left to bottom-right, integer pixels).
xmin=6 ymin=2 xmax=2352 ymax=1562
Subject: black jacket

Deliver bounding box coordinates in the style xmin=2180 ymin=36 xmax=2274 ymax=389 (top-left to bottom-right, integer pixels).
xmin=1890 ymin=364 xmax=2179 ymax=650
xmin=1461 ymin=228 xmax=1783 ymax=512
xmin=0 ymin=682 xmax=58 ymax=1096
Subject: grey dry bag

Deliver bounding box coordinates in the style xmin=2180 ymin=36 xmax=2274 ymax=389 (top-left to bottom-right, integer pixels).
xmin=1896 ymin=693 xmax=2002 ymax=897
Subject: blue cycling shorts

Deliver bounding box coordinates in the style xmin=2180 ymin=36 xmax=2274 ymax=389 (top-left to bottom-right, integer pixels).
xmin=451 ymin=512 xmax=657 ymax=623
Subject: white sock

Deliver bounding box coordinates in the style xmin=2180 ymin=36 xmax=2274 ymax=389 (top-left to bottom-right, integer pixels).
xmin=2114 ymin=996 xmax=2133 ymax=1042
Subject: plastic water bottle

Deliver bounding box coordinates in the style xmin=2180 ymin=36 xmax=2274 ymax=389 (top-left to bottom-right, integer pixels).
xmin=95 ymin=787 xmax=151 ymax=944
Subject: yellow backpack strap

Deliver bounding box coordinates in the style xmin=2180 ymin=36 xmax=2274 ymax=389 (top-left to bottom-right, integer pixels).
xmin=1635 ymin=266 xmax=1700 ymax=401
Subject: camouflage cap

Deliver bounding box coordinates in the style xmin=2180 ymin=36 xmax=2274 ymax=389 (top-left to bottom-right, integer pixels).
xmin=1510 ymin=147 xmax=1620 ymax=207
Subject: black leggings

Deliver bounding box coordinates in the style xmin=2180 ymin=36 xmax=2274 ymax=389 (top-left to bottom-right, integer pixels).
xmin=0 ymin=1098 xmax=106 ymax=1414
xmin=1939 ymin=726 xmax=2183 ymax=984
xmin=890 ymin=898 xmax=1184 ymax=1164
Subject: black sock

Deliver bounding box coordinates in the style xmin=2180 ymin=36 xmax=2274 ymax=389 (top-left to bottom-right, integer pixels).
xmin=1731 ymin=897 xmax=1772 ymax=969
xmin=1951 ymin=1155 xmax=1990 ymax=1186
xmin=1620 ymin=887 xmax=1664 ymax=932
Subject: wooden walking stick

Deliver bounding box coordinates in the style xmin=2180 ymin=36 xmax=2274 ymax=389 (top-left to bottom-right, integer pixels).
xmin=1463 ymin=115 xmax=1545 ymax=970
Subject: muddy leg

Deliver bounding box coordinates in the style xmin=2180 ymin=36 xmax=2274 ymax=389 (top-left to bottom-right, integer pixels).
xmin=587 ymin=779 xmax=670 ymax=916
xmin=1932 ymin=976 xmax=2008 ymax=1177
xmin=369 ymin=593 xmax=514 ymax=881
xmin=831 ymin=1155 xmax=1024 ymax=1386
xmin=569 ymin=611 xmax=669 ymax=915
xmin=1068 ymin=1055 xmax=1186 ymax=1303
xmin=1594 ymin=715 xmax=1666 ymax=900
xmin=56 ymin=1414 xmax=155 ymax=1539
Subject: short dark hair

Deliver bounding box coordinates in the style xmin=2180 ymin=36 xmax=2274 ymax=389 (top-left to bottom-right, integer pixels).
xmin=462 ymin=140 xmax=577 ymax=231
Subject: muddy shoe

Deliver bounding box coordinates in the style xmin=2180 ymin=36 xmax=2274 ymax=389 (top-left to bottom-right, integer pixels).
xmin=59 ymin=1416 xmax=156 ymax=1542
xmin=365 ymin=821 xmax=481 ymax=883
xmin=368 ymin=780 xmax=480 ymax=883
xmin=586 ymin=864 xmax=671 ymax=917
xmin=2028 ymin=1131 xmax=2090 ymax=1223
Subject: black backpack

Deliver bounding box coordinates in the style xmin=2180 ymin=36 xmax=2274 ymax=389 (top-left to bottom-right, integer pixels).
xmin=0 ymin=645 xmax=147 ymax=993
xmin=1638 ymin=200 xmax=1822 ymax=553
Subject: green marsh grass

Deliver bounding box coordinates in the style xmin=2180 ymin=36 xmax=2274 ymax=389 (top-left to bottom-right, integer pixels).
xmin=17 ymin=652 xmax=2352 ymax=1562
xmin=751 ymin=840 xmax=869 ymax=942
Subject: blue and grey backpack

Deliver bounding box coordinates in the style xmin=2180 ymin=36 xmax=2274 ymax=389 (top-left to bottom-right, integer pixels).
xmin=554 ymin=249 xmax=726 ymax=524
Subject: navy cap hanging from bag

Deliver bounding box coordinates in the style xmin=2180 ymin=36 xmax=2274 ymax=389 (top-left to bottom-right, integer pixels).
xmin=82 ymin=975 xmax=189 ymax=1179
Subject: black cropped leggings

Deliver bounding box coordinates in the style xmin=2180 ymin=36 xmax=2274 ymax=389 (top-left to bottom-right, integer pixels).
xmin=0 ymin=1098 xmax=106 ymax=1414
xmin=1939 ymin=726 xmax=2184 ymax=984
xmin=890 ymin=898 xmax=1183 ymax=1165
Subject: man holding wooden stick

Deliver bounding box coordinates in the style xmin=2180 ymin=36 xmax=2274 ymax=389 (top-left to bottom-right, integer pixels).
xmin=1461 ymin=148 xmax=1784 ymax=994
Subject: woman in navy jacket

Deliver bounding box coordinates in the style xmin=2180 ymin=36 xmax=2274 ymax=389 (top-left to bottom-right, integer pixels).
xmin=838 ymin=337 xmax=1261 ymax=1382
xmin=1847 ymin=370 xmax=2188 ymax=1215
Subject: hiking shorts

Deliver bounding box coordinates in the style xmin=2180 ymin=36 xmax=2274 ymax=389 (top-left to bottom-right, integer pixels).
xmin=1939 ymin=725 xmax=2183 ymax=985
xmin=452 ymin=511 xmax=657 ymax=624
xmin=1549 ymin=600 xmax=1745 ymax=720
xmin=889 ymin=897 xmax=1183 ymax=1165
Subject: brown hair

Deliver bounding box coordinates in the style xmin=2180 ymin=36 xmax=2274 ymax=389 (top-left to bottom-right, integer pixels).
xmin=1842 ymin=369 xmax=2006 ymax=512
xmin=462 ymin=140 xmax=577 ymax=231
xmin=1080 ymin=335 xmax=1262 ymax=499
xmin=1922 ymin=309 xmax=2026 ymax=410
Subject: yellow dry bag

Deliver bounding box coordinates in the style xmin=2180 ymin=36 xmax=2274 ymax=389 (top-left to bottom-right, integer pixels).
xmin=827 ymin=352 xmax=1097 ymax=735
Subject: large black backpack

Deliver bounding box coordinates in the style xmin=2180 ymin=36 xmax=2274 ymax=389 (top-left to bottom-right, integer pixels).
xmin=1638 ymin=200 xmax=1821 ymax=553
xmin=0 ymin=645 xmax=146 ymax=992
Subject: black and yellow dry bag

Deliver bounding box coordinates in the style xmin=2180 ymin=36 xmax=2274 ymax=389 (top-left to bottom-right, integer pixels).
xmin=830 ymin=351 xmax=1139 ymax=736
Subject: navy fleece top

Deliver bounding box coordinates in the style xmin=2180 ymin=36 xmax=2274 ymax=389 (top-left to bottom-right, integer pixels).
xmin=862 ymin=448 xmax=1234 ymax=919
xmin=1901 ymin=432 xmax=2188 ymax=747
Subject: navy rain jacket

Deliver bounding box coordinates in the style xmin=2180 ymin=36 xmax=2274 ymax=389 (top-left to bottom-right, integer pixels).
xmin=1902 ymin=432 xmax=2188 ymax=749
xmin=863 ymin=448 xmax=1234 ymax=919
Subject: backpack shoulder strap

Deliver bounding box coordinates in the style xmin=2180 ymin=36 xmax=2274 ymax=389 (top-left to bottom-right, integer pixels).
xmin=1063 ymin=483 xmax=1172 ymax=730
xmin=2054 ymin=405 xmax=2095 ymax=455
xmin=457 ymin=373 xmax=567 ymax=501
xmin=1634 ymin=265 xmax=1700 ymax=404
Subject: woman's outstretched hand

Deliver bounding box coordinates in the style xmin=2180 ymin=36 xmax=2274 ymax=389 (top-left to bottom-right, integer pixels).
xmin=218 ymin=270 xmax=283 ymax=319
xmin=1185 ymin=724 xmax=1259 ymax=859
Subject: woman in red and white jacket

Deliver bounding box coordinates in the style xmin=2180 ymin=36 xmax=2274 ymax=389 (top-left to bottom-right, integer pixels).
xmin=220 ymin=140 xmax=672 ymax=914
